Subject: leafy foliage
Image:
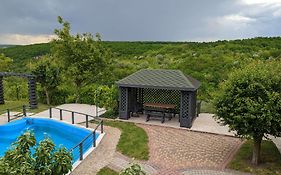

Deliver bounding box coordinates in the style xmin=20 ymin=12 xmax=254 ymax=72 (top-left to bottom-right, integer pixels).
xmin=214 ymin=60 xmax=281 ymax=164
xmin=52 ymin=16 xmax=112 ymax=102
xmin=0 ymin=53 xmax=13 ymax=72
xmin=80 ymin=84 xmax=118 ymax=112
xmin=120 ymin=164 xmax=146 ymax=175
xmin=31 ymin=55 xmax=61 ymax=105
xmin=0 ymin=131 xmax=72 ymax=175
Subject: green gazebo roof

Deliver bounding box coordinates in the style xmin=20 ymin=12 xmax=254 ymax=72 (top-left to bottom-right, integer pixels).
xmin=116 ymin=69 xmax=200 ymax=91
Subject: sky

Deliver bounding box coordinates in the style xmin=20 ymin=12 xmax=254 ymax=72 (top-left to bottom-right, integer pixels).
xmin=1 ymin=0 xmax=281 ymax=45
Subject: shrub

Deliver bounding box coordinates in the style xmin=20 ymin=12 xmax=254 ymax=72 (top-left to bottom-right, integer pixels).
xmin=0 ymin=131 xmax=72 ymax=175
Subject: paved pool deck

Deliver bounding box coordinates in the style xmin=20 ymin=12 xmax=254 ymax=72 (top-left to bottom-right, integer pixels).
xmin=0 ymin=104 xmax=105 ymax=125
xmin=32 ymin=103 xmax=106 ymax=124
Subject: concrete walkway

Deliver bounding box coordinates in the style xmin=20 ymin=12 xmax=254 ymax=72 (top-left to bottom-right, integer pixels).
xmin=191 ymin=113 xmax=235 ymax=136
xmin=33 ymin=103 xmax=106 ymax=124
xmin=118 ymin=113 xmax=235 ymax=136
xmin=71 ymin=124 xmax=121 ymax=175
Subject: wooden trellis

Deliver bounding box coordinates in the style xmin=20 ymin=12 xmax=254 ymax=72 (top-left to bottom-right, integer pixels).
xmin=0 ymin=72 xmax=37 ymax=109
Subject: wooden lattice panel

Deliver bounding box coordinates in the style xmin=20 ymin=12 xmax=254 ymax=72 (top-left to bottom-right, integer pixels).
xmin=120 ymin=88 xmax=127 ymax=111
xmin=181 ymin=91 xmax=189 ymax=118
xmin=28 ymin=78 xmax=37 ymax=108
xmin=142 ymin=88 xmax=181 ymax=112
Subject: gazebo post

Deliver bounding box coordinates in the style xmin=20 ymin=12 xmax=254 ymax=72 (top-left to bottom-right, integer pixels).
xmin=119 ymin=87 xmax=130 ymax=119
xmin=180 ymin=91 xmax=192 ymax=128
xmin=28 ymin=77 xmax=38 ymax=109
xmin=0 ymin=76 xmax=4 ymax=104
xmin=189 ymin=91 xmax=197 ymax=120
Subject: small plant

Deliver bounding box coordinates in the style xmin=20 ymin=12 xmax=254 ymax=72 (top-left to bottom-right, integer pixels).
xmin=120 ymin=163 xmax=146 ymax=175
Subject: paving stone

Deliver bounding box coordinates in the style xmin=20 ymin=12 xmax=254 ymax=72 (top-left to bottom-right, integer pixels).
xmin=138 ymin=124 xmax=242 ymax=171
xmin=182 ymin=169 xmax=251 ymax=175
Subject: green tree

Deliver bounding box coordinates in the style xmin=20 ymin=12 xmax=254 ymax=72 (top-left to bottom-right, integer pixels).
xmin=214 ymin=60 xmax=281 ymax=165
xmin=52 ymin=16 xmax=112 ymax=103
xmin=0 ymin=53 xmax=13 ymax=72
xmin=31 ymin=55 xmax=61 ymax=105
xmin=0 ymin=131 xmax=72 ymax=175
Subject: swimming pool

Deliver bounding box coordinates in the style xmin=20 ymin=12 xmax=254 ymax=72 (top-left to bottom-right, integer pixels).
xmin=0 ymin=117 xmax=100 ymax=163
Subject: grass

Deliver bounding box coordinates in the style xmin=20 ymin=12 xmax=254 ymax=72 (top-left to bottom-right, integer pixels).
xmin=0 ymin=100 xmax=50 ymax=114
xmin=97 ymin=167 xmax=118 ymax=175
xmin=103 ymin=120 xmax=149 ymax=160
xmin=228 ymin=140 xmax=281 ymax=175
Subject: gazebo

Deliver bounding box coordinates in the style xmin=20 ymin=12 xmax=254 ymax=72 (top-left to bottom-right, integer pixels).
xmin=116 ymin=69 xmax=200 ymax=128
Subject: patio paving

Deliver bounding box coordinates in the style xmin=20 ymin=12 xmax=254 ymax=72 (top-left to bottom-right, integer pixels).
xmin=139 ymin=124 xmax=242 ymax=171
xmin=105 ymin=124 xmax=247 ymax=175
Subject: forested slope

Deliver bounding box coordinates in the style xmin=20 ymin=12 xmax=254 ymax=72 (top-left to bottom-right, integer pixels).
xmin=1 ymin=37 xmax=281 ymax=101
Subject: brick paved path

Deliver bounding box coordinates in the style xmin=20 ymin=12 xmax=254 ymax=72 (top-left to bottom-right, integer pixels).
xmin=71 ymin=122 xmax=245 ymax=175
xmin=139 ymin=124 xmax=242 ymax=171
xmin=182 ymin=169 xmax=251 ymax=175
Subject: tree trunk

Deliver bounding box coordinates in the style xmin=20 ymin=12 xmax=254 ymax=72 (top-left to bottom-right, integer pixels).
xmin=75 ymin=85 xmax=81 ymax=103
xmin=252 ymin=136 xmax=262 ymax=165
xmin=44 ymin=87 xmax=50 ymax=105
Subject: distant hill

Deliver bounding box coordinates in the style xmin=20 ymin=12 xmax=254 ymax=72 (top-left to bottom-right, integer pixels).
xmin=0 ymin=43 xmax=51 ymax=72
xmin=0 ymin=44 xmax=18 ymax=48
xmin=1 ymin=37 xmax=281 ymax=100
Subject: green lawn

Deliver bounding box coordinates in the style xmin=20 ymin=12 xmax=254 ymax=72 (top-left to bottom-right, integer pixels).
xmin=0 ymin=100 xmax=50 ymax=114
xmin=104 ymin=120 xmax=149 ymax=160
xmin=228 ymin=140 xmax=281 ymax=175
xmin=97 ymin=167 xmax=118 ymax=175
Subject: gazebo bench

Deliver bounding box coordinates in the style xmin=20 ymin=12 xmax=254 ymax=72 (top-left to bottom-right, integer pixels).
xmin=145 ymin=110 xmax=166 ymax=123
xmin=144 ymin=103 xmax=175 ymax=123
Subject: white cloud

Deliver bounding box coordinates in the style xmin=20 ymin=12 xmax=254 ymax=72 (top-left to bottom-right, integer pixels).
xmin=241 ymin=0 xmax=281 ymax=5
xmin=0 ymin=34 xmax=56 ymax=45
xmin=223 ymin=14 xmax=256 ymax=22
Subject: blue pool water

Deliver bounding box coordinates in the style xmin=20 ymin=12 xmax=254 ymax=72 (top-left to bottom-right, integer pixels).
xmin=0 ymin=118 xmax=99 ymax=163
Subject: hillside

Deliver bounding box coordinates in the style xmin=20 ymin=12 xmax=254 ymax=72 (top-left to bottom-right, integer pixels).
xmin=1 ymin=37 xmax=281 ymax=100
